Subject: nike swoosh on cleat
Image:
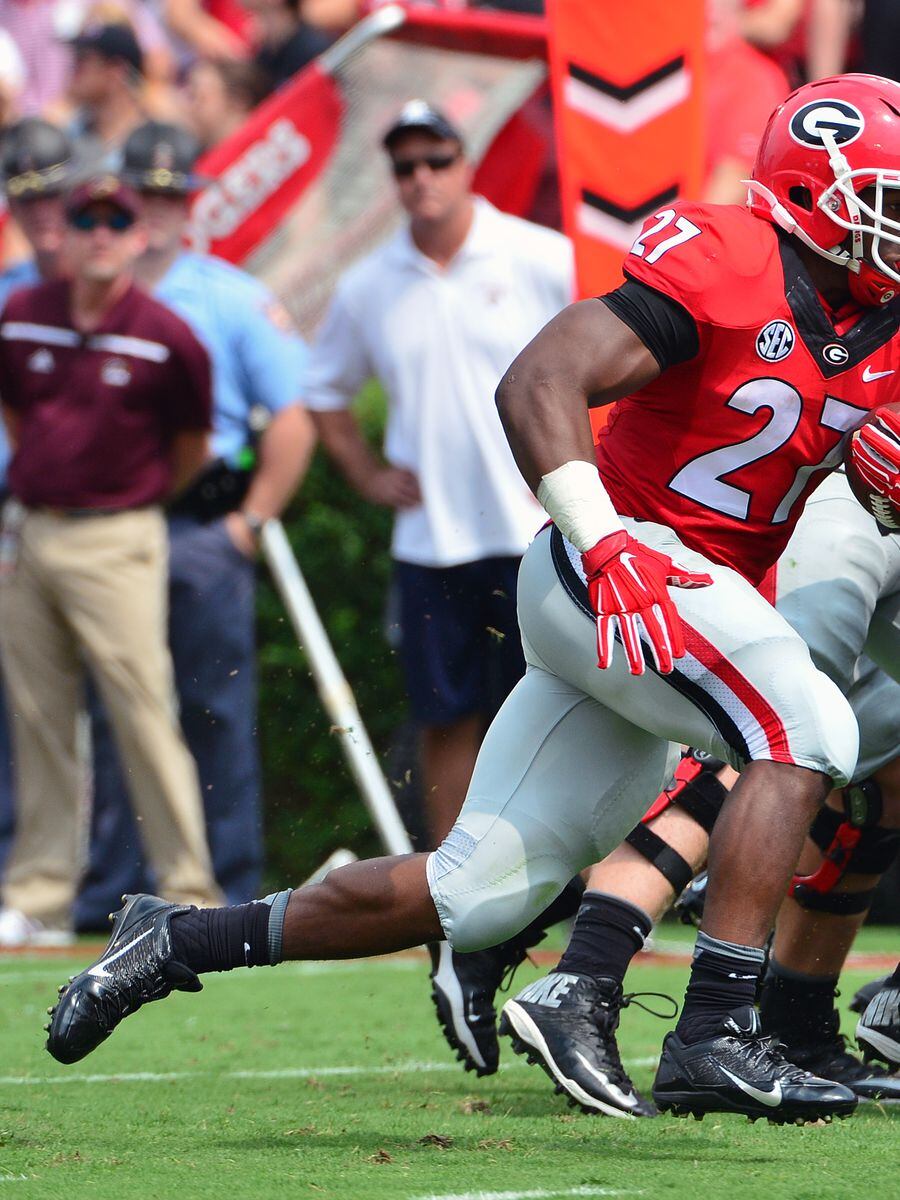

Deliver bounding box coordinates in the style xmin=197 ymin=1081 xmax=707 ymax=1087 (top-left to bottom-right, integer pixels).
xmin=862 ymin=366 xmax=895 ymax=382
xmin=574 ymin=1051 xmax=638 ymax=1109
xmin=718 ymin=1065 xmax=782 ymax=1107
xmin=88 ymin=928 xmax=154 ymax=979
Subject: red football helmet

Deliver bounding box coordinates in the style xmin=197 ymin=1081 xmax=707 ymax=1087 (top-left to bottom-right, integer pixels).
xmin=748 ymin=73 xmax=900 ymax=306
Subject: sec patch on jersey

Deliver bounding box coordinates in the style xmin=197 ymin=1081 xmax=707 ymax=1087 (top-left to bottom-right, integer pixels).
xmin=845 ymin=401 xmax=900 ymax=529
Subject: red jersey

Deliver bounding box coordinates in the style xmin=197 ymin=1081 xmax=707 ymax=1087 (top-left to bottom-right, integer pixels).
xmin=596 ymin=200 xmax=900 ymax=584
xmin=0 ymin=280 xmax=212 ymax=510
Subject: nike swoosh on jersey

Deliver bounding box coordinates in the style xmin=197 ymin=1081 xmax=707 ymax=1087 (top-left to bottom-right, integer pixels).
xmin=862 ymin=366 xmax=895 ymax=382
xmin=718 ymin=1064 xmax=783 ymax=1107
xmin=88 ymin=927 xmax=154 ymax=978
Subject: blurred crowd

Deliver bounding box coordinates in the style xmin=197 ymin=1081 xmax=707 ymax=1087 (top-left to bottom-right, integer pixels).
xmin=0 ymin=2 xmax=895 ymax=264
xmin=0 ymin=0 xmax=898 ymax=947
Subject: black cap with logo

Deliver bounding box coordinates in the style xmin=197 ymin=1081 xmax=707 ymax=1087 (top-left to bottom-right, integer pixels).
xmin=121 ymin=121 xmax=207 ymax=195
xmin=1 ymin=118 xmax=73 ymax=199
xmin=382 ymin=100 xmax=463 ymax=151
xmin=69 ymin=23 xmax=144 ymax=77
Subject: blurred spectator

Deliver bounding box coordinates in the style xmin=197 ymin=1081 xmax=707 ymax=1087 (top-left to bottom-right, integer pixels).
xmin=0 ymin=30 xmax=25 ymax=130
xmin=705 ymin=0 xmax=790 ymax=204
xmin=0 ymin=31 xmax=27 ymax=264
xmin=805 ymin=0 xmax=854 ymax=81
xmin=741 ymin=0 xmax=805 ymax=48
xmin=239 ymin=0 xmax=334 ymax=95
xmin=65 ymin=22 xmax=148 ymax=172
xmin=153 ymin=0 xmax=250 ymax=67
xmin=0 ymin=117 xmax=73 ymax=885
xmin=185 ymin=57 xmax=269 ymax=148
xmin=741 ymin=0 xmax=807 ymax=86
xmin=74 ymin=122 xmax=314 ymax=925
xmin=306 ymin=101 xmax=572 ymax=850
xmin=0 ymin=118 xmax=71 ymax=323
xmin=0 ymin=0 xmax=74 ymax=115
xmin=860 ymin=1 xmax=899 ymax=81
xmin=0 ymin=174 xmax=224 ymax=945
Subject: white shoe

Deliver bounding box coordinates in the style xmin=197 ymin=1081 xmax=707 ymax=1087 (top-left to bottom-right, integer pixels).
xmin=0 ymin=907 xmax=74 ymax=947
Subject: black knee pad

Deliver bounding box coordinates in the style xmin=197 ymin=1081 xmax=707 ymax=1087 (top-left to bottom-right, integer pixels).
xmin=792 ymin=779 xmax=900 ymax=914
xmin=624 ymin=749 xmax=728 ymax=895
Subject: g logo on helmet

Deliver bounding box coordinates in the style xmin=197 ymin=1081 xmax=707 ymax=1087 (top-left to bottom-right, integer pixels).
xmin=789 ymin=99 xmax=865 ymax=149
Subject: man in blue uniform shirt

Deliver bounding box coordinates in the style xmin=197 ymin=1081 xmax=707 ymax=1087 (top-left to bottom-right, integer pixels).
xmin=75 ymin=122 xmax=314 ymax=924
xmin=0 ymin=120 xmax=73 ymax=916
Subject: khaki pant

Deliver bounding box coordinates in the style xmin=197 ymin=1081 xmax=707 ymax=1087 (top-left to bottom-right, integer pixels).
xmin=0 ymin=507 xmax=223 ymax=927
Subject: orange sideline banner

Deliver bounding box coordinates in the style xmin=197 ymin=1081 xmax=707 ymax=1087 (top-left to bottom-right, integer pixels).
xmin=547 ymin=0 xmax=706 ymax=302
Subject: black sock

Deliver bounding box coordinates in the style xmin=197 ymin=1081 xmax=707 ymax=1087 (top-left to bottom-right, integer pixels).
xmin=675 ymin=931 xmax=766 ymax=1044
xmin=759 ymin=957 xmax=837 ymax=1043
xmin=888 ymin=962 xmax=900 ymax=987
xmin=170 ymin=889 xmax=292 ymax=974
xmin=556 ymin=891 xmax=652 ymax=983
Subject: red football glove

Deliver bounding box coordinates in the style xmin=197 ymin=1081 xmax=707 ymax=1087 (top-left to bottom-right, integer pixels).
xmin=581 ymin=531 xmax=713 ymax=676
xmin=851 ymin=408 xmax=900 ymax=505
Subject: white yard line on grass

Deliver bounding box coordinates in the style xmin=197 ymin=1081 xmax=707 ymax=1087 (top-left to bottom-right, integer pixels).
xmin=0 ymin=1057 xmax=659 ymax=1088
xmin=412 ymin=1189 xmax=643 ymax=1200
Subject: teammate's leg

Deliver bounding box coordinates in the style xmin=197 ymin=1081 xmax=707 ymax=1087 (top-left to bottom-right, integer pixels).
xmin=760 ymin=754 xmax=900 ymax=1098
xmin=857 ymin=961 xmax=900 ymax=1065
xmin=500 ymin=752 xmax=732 ymax=1115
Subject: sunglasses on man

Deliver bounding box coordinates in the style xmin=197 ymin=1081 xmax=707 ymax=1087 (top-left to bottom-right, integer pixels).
xmin=68 ymin=209 xmax=136 ymax=232
xmin=390 ymin=150 xmax=461 ymax=179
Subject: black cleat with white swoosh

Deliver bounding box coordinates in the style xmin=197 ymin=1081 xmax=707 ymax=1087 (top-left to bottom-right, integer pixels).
xmin=499 ymin=972 xmax=658 ymax=1117
xmin=45 ymin=894 xmax=202 ymax=1064
xmin=652 ymin=1006 xmax=857 ymax=1124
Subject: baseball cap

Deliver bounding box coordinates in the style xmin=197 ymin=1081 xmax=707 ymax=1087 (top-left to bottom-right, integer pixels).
xmin=1 ymin=118 xmax=73 ymax=199
xmin=382 ymin=100 xmax=462 ymax=150
xmin=65 ymin=175 xmax=141 ymax=220
xmin=122 ymin=121 xmax=207 ymax=194
xmin=69 ymin=23 xmax=144 ymax=76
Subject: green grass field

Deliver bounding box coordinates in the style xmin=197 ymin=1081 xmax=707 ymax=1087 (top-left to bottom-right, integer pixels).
xmin=1 ymin=926 xmax=897 ymax=1200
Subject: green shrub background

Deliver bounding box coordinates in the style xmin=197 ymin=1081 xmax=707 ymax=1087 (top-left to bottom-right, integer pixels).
xmin=256 ymin=386 xmax=410 ymax=886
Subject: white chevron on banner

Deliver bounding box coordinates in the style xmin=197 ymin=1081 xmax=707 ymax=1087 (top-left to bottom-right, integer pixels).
xmin=565 ymin=64 xmax=691 ymax=134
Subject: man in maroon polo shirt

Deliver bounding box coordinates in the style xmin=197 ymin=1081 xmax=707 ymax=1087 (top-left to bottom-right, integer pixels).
xmin=0 ymin=175 xmax=223 ymax=943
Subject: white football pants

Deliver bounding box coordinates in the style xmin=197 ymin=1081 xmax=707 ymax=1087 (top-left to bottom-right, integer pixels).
xmin=775 ymin=470 xmax=900 ymax=781
xmin=428 ymin=516 xmax=857 ymax=951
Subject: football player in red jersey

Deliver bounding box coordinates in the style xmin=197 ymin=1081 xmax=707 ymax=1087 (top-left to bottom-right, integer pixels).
xmin=45 ymin=74 xmax=900 ymax=1125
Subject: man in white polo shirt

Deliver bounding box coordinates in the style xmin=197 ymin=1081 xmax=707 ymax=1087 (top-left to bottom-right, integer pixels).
xmin=305 ymin=99 xmax=573 ymax=1067
xmin=307 ymin=99 xmax=573 ymax=844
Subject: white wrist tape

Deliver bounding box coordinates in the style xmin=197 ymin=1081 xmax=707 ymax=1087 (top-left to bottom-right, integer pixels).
xmin=536 ymin=459 xmax=625 ymax=553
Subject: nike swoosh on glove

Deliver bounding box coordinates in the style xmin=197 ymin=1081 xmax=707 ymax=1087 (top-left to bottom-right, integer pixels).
xmin=851 ymin=408 xmax=900 ymax=505
xmin=581 ymin=531 xmax=713 ymax=676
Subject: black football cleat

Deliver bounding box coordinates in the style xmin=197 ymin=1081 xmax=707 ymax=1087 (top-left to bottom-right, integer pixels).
xmin=849 ymin=975 xmax=889 ymax=1015
xmin=428 ymin=935 xmax=541 ymax=1076
xmin=652 ymin=1006 xmax=858 ymax=1124
xmin=856 ymin=983 xmax=900 ymax=1067
xmin=775 ymin=1011 xmax=900 ymax=1103
xmin=499 ymin=972 xmax=658 ymax=1117
xmin=45 ymin=894 xmax=202 ymax=1065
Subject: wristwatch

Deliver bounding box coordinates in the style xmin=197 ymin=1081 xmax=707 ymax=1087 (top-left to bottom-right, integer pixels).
xmin=242 ymin=510 xmax=266 ymax=540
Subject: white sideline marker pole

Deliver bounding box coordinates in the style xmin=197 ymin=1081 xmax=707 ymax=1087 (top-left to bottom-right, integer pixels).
xmin=260 ymin=518 xmax=413 ymax=856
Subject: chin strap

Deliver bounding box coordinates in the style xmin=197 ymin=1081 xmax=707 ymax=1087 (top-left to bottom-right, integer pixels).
xmin=746 ymin=177 xmax=858 ymax=273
